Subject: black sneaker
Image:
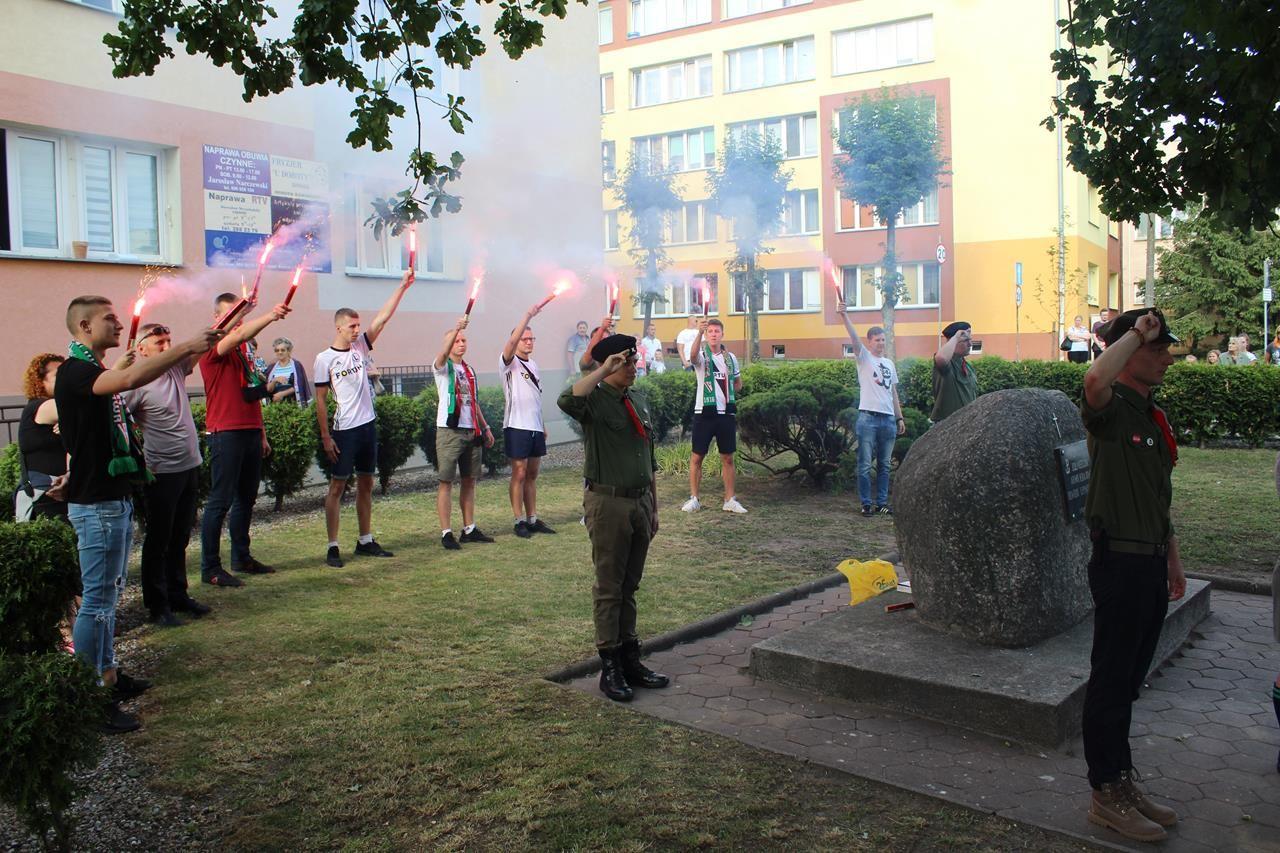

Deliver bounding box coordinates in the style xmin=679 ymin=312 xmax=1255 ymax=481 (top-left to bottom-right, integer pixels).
xmin=860 ymin=505 xmax=873 ymax=518
xmin=113 ymin=671 xmax=152 ymax=702
xmin=528 ymin=519 xmax=557 ymax=535
xmin=174 ymin=598 xmax=211 ymax=617
xmin=875 ymin=505 xmax=893 ymax=515
xmin=102 ymin=703 xmax=141 ymax=735
xmin=514 ymin=520 xmax=532 ymax=539
xmin=354 ymin=539 xmax=394 ymax=557
xmin=326 ymin=546 xmax=344 ymax=568
xmin=441 ymin=532 xmax=461 ymax=551
xmin=148 ymin=609 xmax=184 ymax=628
xmin=202 ymin=569 xmax=244 ymax=588
xmin=232 ymin=557 xmax=275 ymax=574
xmin=459 ymin=527 xmax=494 ymax=543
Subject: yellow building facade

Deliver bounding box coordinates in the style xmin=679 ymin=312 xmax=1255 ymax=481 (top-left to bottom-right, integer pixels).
xmin=599 ymin=0 xmax=1124 ymax=361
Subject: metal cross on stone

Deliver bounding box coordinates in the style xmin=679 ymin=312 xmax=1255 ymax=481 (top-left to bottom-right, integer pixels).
xmin=1051 ymin=413 xmax=1063 ymax=440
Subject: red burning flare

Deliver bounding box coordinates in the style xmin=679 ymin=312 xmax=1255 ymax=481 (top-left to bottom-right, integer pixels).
xmin=127 ymin=297 xmax=145 ymax=349
xmin=407 ymin=227 xmax=417 ymax=271
xmin=608 ymin=280 xmax=620 ymax=317
xmin=464 ymin=272 xmax=483 ymax=316
xmin=700 ymin=279 xmax=711 ymax=316
xmin=825 ymin=258 xmax=845 ymax=304
xmin=537 ymin=279 xmax=572 ymax=310
xmin=284 ymin=265 xmax=305 ymax=307
xmin=249 ymin=238 xmax=276 ymax=302
xmin=213 ymin=297 xmax=248 ymax=331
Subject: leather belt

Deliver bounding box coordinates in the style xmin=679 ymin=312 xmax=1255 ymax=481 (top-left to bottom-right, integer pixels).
xmin=586 ymin=481 xmax=649 ymax=499
xmin=1104 ymin=539 xmax=1169 ymax=557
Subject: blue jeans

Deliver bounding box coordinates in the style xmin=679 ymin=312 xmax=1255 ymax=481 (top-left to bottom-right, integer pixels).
xmin=201 ymin=429 xmax=262 ymax=575
xmin=856 ymin=411 xmax=896 ymax=508
xmin=69 ymin=499 xmax=134 ymax=675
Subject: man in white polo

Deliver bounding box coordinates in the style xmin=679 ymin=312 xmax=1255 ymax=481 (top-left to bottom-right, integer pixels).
xmin=501 ymin=300 xmax=556 ymax=538
xmin=838 ymin=305 xmax=906 ymax=516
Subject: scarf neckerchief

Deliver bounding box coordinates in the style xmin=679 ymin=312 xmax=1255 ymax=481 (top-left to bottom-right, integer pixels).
xmin=700 ymin=344 xmax=736 ymax=412
xmin=237 ymin=343 xmax=265 ymax=388
xmin=1150 ymin=405 xmax=1179 ymax=467
xmin=446 ymin=359 xmax=481 ymax=437
xmin=622 ymin=392 xmax=648 ymax=442
xmin=67 ymin=340 xmax=152 ymax=482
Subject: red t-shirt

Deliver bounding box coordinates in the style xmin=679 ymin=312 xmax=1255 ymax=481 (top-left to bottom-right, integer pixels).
xmin=200 ymin=345 xmax=264 ymax=432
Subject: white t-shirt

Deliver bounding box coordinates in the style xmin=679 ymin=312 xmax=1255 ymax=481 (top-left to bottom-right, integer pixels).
xmin=640 ymin=335 xmax=663 ymax=367
xmin=1068 ymin=325 xmax=1091 ymax=352
xmin=856 ymin=346 xmax=898 ymax=415
xmin=313 ymin=333 xmax=376 ymax=431
xmin=675 ymin=327 xmax=699 ymax=363
xmin=500 ymin=355 xmax=544 ymax=432
xmin=693 ymin=346 xmax=740 ymax=414
xmin=432 ymin=359 xmax=477 ymax=429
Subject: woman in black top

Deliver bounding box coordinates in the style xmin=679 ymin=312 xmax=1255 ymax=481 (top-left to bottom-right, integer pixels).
xmin=17 ymin=352 xmax=68 ymax=520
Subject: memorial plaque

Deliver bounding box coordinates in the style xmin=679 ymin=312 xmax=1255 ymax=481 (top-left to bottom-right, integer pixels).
xmin=1055 ymin=440 xmax=1090 ymax=522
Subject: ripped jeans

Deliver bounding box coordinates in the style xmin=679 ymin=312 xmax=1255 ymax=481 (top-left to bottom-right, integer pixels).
xmin=69 ymin=499 xmax=133 ymax=676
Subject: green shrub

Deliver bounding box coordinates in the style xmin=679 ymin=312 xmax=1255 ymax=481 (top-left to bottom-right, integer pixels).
xmin=0 ymin=520 xmax=81 ymax=655
xmin=1157 ymin=363 xmax=1280 ymax=445
xmin=313 ymin=394 xmax=340 ymax=480
xmin=189 ymin=401 xmax=212 ymax=510
xmin=262 ymin=401 xmax=318 ymax=510
xmin=0 ymin=651 xmax=109 ymax=851
xmin=0 ymin=443 xmax=21 ymax=522
xmin=416 ymin=385 xmax=440 ymax=470
xmin=896 ymin=357 xmax=933 ymax=412
xmin=375 ymin=394 xmax=425 ymax=493
xmin=737 ymin=376 xmax=856 ymax=486
xmin=654 ymin=441 xmax=735 ymax=476
xmin=635 ymin=369 xmax=698 ymax=441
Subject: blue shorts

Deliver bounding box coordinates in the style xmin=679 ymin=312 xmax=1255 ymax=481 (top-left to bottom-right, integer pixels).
xmin=331 ymin=420 xmax=377 ymax=479
xmin=691 ymin=411 xmax=737 ymax=456
xmin=504 ymin=427 xmax=547 ymax=460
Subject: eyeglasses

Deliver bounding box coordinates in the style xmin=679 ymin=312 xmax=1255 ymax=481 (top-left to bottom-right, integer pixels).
xmin=520 ymin=337 xmax=536 ymax=342
xmin=137 ymin=325 xmax=170 ymax=343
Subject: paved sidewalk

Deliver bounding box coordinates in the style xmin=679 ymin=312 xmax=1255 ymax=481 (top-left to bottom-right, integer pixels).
xmin=565 ymin=584 xmax=1280 ymax=852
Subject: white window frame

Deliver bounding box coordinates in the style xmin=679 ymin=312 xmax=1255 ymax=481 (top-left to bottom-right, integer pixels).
xmin=632 ymin=127 xmax=715 ymax=173
xmin=834 ymin=186 xmax=938 ymax=232
xmin=832 ymin=16 xmax=934 ymax=77
xmin=636 ymin=274 xmax=719 ymax=318
xmin=839 ymin=262 xmax=940 ymax=309
xmin=3 ymin=128 xmax=65 ymax=258
xmin=1087 ymin=263 xmax=1100 ymax=305
xmin=777 ymin=188 xmax=819 ymax=236
xmin=63 ymin=0 xmax=125 ymax=12
xmin=75 ymin=140 xmax=166 ymax=262
xmin=630 ymin=56 xmax=712 ymax=108
xmin=604 ymin=209 xmax=620 ymax=251
xmin=731 ymin=268 xmax=820 ymax=314
xmin=664 ymin=201 xmax=717 ymax=245
xmin=629 ymin=0 xmax=712 ymax=37
xmin=728 ymin=112 xmax=818 ymax=159
xmin=722 ymin=0 xmax=811 ymax=21
xmin=602 ymin=140 xmax=617 ymax=183
xmin=345 ymin=180 xmax=445 ymax=278
xmin=600 ymin=73 xmax=615 ymax=114
xmin=725 ymin=37 xmax=815 ymax=93
xmin=599 ymin=4 xmax=614 ymax=45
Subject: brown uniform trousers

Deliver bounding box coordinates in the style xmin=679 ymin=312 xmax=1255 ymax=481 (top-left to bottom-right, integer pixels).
xmin=584 ymin=487 xmax=654 ymax=651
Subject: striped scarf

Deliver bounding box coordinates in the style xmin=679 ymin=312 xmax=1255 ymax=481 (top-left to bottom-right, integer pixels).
xmin=700 ymin=345 xmax=736 ymax=411
xmin=446 ymin=359 xmax=481 ymax=437
xmin=67 ymin=340 xmax=151 ymax=482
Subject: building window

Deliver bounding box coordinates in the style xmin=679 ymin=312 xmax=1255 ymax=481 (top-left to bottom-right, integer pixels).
xmin=1108 ymin=273 xmax=1119 ymax=308
xmin=602 ymin=140 xmax=617 ymax=183
xmin=599 ymin=4 xmax=614 ymax=44
xmin=635 ymin=273 xmax=719 ymax=318
xmin=1087 ymin=263 xmax=1100 ymax=305
xmin=632 ymin=128 xmax=715 ymax=172
xmin=1 ymin=126 xmax=169 ymax=259
xmin=631 ymin=56 xmax=713 ymax=108
xmin=841 ymin=265 xmax=881 ymax=309
xmin=723 ymin=0 xmax=811 ymax=20
xmin=600 ymin=74 xmax=615 ymax=114
xmin=732 ymin=268 xmax=819 ymax=313
xmin=344 ymin=182 xmax=443 ymax=276
xmin=728 ymin=113 xmax=818 ymax=158
xmin=726 ymin=38 xmax=815 ymax=92
xmin=1087 ymin=182 xmax=1101 ymax=227
xmin=604 ymin=210 xmax=620 ymax=250
xmin=778 ymin=189 xmax=819 ymax=235
xmin=772 ymin=344 xmax=786 ymax=358
xmin=67 ymin=0 xmax=123 ymax=11
xmin=840 ymin=263 xmax=940 ymax=308
xmin=664 ymin=201 xmax=717 ymax=245
xmin=835 ymin=186 xmax=938 ymax=231
xmin=832 ymin=16 xmax=934 ymax=76
xmin=629 ymin=0 xmax=712 ymax=37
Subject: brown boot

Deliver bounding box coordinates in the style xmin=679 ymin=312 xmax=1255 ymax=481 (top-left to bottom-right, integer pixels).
xmin=1120 ymin=770 xmax=1178 ymax=827
xmin=1088 ymin=782 xmax=1168 ymax=842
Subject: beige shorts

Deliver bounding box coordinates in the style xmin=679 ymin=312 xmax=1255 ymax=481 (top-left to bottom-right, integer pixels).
xmin=436 ymin=426 xmax=483 ymax=482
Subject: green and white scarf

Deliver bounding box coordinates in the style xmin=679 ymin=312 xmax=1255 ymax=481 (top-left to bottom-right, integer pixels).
xmin=445 ymin=358 xmax=481 ymax=436
xmin=67 ymin=340 xmax=151 ymax=482
xmin=700 ymin=344 xmax=737 ymax=411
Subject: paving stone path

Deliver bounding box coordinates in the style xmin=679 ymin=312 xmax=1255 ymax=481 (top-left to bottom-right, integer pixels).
xmin=565 ymin=584 xmax=1280 ymax=851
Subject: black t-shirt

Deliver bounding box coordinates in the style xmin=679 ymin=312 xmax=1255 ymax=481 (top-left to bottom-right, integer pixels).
xmin=54 ymin=359 xmax=133 ymax=504
xmin=18 ymin=398 xmax=66 ymax=479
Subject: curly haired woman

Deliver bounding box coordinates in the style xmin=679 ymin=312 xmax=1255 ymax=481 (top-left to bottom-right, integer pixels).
xmin=16 ymin=352 xmax=68 ymax=521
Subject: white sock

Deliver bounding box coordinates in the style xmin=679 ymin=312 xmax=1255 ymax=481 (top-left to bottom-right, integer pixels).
xmin=442 ymin=529 xmax=452 ymax=537
xmin=515 ymin=515 xmax=526 ymax=524
xmin=528 ymin=515 xmax=537 ymax=524
xmin=464 ymin=524 xmax=476 ymax=534
xmin=358 ymin=533 xmax=373 ymax=545
xmin=328 ymin=540 xmax=339 ymax=549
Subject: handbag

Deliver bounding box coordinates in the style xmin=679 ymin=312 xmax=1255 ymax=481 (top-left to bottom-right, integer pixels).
xmin=1059 ymin=336 xmax=1072 ymax=352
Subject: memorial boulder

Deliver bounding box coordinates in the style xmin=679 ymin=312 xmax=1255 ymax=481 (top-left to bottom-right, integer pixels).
xmin=892 ymin=388 xmax=1092 ymax=647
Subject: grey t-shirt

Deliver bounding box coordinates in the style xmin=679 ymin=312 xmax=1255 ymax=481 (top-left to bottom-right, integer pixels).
xmin=123 ymin=364 xmax=202 ymax=474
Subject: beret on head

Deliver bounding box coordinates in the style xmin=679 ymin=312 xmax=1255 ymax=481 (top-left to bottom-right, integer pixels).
xmin=941 ymin=321 xmax=971 ymax=340
xmin=591 ymin=333 xmax=636 ymax=363
xmin=1098 ymin=308 xmax=1179 ymax=347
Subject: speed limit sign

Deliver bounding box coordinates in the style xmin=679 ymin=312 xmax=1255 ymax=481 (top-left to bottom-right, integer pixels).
xmin=936 ymin=244 xmax=947 ymax=265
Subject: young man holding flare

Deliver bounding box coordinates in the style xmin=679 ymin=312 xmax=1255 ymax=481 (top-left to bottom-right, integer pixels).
xmin=681 ymin=318 xmax=746 ymax=514
xmin=432 ymin=316 xmax=496 ymax=550
xmin=314 ymin=269 xmax=415 ymax=568
xmin=501 ymin=301 xmax=555 ymax=538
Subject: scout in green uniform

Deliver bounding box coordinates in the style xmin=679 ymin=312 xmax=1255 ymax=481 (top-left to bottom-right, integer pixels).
xmin=931 ymin=321 xmax=978 ymax=421
xmin=557 ymin=334 xmax=670 ymax=702
xmin=1079 ymin=308 xmax=1186 ymax=843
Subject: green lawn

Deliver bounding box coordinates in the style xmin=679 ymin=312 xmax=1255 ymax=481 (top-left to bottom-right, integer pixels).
xmin=1172 ymin=447 xmax=1279 ymax=582
xmin=131 ymin=467 xmax=1087 ymax=851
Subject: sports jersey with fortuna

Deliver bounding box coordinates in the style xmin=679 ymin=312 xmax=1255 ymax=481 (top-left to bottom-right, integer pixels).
xmin=313 ymin=333 xmax=376 ymax=431
xmin=500 ymin=355 xmax=544 ymax=432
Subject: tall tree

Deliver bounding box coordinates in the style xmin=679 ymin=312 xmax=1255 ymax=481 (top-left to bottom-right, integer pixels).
xmin=706 ymin=130 xmax=791 ymax=363
xmin=833 ymin=88 xmax=947 ymax=359
xmin=105 ymin=0 xmax=584 ymax=234
xmin=613 ymin=153 xmax=683 ymax=331
xmin=1155 ymin=204 xmax=1280 ymax=348
xmin=1046 ymin=0 xmax=1280 ymax=232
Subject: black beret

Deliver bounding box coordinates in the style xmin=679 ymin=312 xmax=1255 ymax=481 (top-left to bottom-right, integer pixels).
xmin=941 ymin=321 xmax=971 ymax=339
xmin=1098 ymin=308 xmax=1179 ymax=347
xmin=591 ymin=333 xmax=636 ymax=364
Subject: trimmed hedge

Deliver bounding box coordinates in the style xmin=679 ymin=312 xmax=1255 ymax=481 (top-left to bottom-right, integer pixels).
xmin=262 ymin=401 xmax=318 ymax=509
xmin=0 ymin=520 xmax=80 ymax=655
xmin=737 ymin=375 xmax=857 ymax=486
xmin=375 ymin=394 xmax=425 ymax=492
xmin=0 ymin=443 xmax=21 ymax=522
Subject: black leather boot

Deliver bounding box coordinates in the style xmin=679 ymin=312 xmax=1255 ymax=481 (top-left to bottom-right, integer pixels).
xmin=619 ymin=639 xmax=670 ymax=689
xmin=598 ymin=649 xmax=634 ymax=702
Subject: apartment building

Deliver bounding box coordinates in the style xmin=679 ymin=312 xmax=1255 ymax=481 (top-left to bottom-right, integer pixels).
xmin=599 ymin=0 xmax=1124 ymax=360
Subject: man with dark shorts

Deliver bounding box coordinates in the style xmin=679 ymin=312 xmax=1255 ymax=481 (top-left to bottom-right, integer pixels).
xmin=502 ymin=300 xmax=555 ymax=538
xmin=681 ymin=318 xmax=745 ymax=514
xmin=557 ymin=334 xmax=669 ymax=702
xmin=433 ymin=316 xmax=496 ymax=549
xmin=931 ymin=321 xmax=978 ymax=421
xmin=1080 ymin=308 xmax=1185 ymax=842
xmin=314 ymin=269 xmax=414 ymax=567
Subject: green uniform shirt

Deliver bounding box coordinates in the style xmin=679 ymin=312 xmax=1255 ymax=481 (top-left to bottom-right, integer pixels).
xmin=930 ymin=354 xmax=978 ymax=421
xmin=1081 ymin=383 xmax=1175 ymax=545
xmin=558 ymin=381 xmax=657 ymax=489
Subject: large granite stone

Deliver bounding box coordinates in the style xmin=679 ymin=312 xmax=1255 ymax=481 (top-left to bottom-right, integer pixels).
xmin=892 ymin=388 xmax=1092 ymax=647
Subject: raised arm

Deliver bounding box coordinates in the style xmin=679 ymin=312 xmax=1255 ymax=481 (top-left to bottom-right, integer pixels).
xmin=689 ymin=320 xmax=707 ymax=363
xmin=933 ymin=329 xmax=966 ymax=368
xmin=837 ymin=303 xmax=863 ymax=355
xmin=572 ymin=353 xmax=627 ymax=396
xmin=366 ymin=270 xmax=415 ymax=345
xmin=1084 ymin=312 xmax=1161 ymax=411
xmin=215 ymin=303 xmax=290 ymax=357
xmin=503 ymin=303 xmax=541 ymax=364
xmin=433 ymin=315 xmax=468 ymax=371
xmin=93 ymin=329 xmax=224 ymax=396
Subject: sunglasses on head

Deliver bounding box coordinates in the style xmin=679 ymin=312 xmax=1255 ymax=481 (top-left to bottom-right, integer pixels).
xmin=137 ymin=325 xmax=170 ymax=343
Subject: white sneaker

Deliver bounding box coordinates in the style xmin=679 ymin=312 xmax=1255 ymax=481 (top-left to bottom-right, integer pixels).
xmin=681 ymin=497 xmax=702 ymax=512
xmin=722 ymin=498 xmax=748 ymax=514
